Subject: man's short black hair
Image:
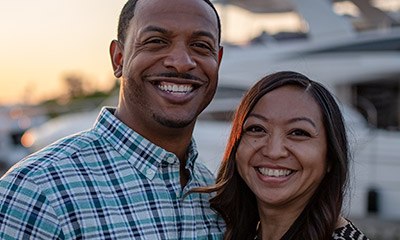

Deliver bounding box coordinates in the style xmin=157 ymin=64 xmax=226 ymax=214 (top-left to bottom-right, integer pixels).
xmin=117 ymin=0 xmax=222 ymax=44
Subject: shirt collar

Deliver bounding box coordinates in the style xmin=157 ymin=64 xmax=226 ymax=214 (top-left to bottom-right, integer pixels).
xmin=93 ymin=107 xmax=198 ymax=179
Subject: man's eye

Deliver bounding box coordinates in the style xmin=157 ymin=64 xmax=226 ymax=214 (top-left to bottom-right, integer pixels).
xmin=145 ymin=38 xmax=167 ymax=45
xmin=192 ymin=42 xmax=211 ymax=49
xmin=191 ymin=42 xmax=216 ymax=54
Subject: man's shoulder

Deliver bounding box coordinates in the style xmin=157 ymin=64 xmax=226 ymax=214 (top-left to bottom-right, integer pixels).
xmin=2 ymin=129 xmax=103 ymax=181
xmin=193 ymin=161 xmax=217 ymax=185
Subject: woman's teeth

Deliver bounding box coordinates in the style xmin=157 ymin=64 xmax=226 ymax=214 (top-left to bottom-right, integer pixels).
xmin=158 ymin=83 xmax=193 ymax=94
xmin=257 ymin=168 xmax=292 ymax=177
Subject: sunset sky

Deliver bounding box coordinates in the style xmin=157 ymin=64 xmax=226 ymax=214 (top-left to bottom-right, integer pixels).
xmin=0 ymin=0 xmax=398 ymax=105
xmin=0 ymin=0 xmax=126 ymax=105
xmin=0 ymin=1 xmax=305 ymax=105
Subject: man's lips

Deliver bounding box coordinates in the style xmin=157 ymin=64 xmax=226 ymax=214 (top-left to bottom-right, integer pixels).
xmin=157 ymin=82 xmax=194 ymax=94
xmin=149 ymin=72 xmax=202 ymax=81
xmin=145 ymin=73 xmax=204 ymax=95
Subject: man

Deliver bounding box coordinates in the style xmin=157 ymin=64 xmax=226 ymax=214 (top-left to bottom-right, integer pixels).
xmin=0 ymin=0 xmax=224 ymax=239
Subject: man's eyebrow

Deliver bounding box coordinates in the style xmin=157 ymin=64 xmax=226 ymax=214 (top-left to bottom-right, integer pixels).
xmin=141 ymin=26 xmax=216 ymax=41
xmin=141 ymin=25 xmax=170 ymax=35
xmin=192 ymin=30 xmax=217 ymax=41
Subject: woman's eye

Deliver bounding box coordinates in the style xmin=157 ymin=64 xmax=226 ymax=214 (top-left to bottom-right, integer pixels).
xmin=244 ymin=125 xmax=264 ymax=133
xmin=290 ymin=129 xmax=311 ymax=137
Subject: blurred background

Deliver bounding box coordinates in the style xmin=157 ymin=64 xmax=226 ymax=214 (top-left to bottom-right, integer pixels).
xmin=1 ymin=0 xmax=400 ymax=238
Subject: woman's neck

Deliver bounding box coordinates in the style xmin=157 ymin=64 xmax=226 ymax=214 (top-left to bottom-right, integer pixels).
xmin=257 ymin=204 xmax=303 ymax=240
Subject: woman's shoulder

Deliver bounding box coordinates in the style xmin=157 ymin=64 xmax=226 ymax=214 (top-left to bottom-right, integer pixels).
xmin=332 ymin=219 xmax=370 ymax=240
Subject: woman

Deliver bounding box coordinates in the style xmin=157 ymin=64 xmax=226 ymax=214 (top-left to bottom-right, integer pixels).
xmin=198 ymin=71 xmax=369 ymax=239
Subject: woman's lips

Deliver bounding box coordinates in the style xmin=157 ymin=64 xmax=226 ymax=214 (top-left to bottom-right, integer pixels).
xmin=256 ymin=167 xmax=294 ymax=177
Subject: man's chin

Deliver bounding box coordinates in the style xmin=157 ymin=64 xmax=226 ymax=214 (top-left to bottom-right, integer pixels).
xmin=154 ymin=116 xmax=194 ymax=129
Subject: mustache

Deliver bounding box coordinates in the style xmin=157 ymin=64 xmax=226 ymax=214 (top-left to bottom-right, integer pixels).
xmin=146 ymin=72 xmax=202 ymax=81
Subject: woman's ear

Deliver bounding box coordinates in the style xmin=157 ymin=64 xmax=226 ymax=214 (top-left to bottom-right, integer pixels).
xmin=110 ymin=40 xmax=124 ymax=78
xmin=326 ymin=160 xmax=332 ymax=173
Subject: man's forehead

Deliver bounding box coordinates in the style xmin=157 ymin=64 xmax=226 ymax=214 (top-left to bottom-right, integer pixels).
xmin=130 ymin=0 xmax=219 ymax=39
xmin=133 ymin=0 xmax=218 ymax=26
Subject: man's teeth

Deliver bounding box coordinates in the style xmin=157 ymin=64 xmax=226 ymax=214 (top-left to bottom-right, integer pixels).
xmin=258 ymin=168 xmax=292 ymax=177
xmin=158 ymin=83 xmax=193 ymax=94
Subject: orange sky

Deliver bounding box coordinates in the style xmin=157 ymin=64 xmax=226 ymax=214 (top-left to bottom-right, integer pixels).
xmin=0 ymin=0 xmax=127 ymax=105
xmin=0 ymin=1 xmax=306 ymax=106
xmin=1 ymin=1 xmax=398 ymax=105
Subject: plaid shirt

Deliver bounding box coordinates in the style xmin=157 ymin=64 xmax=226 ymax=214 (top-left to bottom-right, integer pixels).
xmin=0 ymin=108 xmax=225 ymax=239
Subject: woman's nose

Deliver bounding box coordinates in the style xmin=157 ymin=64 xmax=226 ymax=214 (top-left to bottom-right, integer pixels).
xmin=260 ymin=135 xmax=289 ymax=160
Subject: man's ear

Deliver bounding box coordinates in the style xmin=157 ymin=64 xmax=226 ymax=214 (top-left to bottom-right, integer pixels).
xmin=110 ymin=40 xmax=124 ymax=78
xmin=217 ymin=46 xmax=223 ymax=67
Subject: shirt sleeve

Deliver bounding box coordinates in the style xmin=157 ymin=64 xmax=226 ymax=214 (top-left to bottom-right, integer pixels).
xmin=0 ymin=171 xmax=64 ymax=239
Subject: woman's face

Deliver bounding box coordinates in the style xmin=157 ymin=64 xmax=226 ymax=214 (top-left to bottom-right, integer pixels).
xmin=236 ymin=85 xmax=328 ymax=211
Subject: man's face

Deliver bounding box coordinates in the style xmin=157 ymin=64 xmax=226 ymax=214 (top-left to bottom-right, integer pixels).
xmin=112 ymin=0 xmax=222 ymax=133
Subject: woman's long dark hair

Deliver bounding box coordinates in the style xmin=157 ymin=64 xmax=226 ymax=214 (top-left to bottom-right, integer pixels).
xmin=196 ymin=71 xmax=349 ymax=240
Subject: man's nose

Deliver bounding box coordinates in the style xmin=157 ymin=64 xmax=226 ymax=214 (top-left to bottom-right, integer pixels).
xmin=163 ymin=44 xmax=196 ymax=73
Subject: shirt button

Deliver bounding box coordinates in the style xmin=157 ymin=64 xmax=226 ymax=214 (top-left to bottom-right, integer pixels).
xmin=167 ymin=156 xmax=175 ymax=164
xmin=146 ymin=169 xmax=155 ymax=178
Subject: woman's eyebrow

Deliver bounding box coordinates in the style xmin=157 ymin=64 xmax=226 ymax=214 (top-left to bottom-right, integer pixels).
xmin=288 ymin=117 xmax=317 ymax=128
xmin=247 ymin=113 xmax=268 ymax=122
xmin=247 ymin=113 xmax=317 ymax=129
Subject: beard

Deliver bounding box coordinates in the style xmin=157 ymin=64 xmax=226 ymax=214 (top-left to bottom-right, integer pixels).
xmin=153 ymin=113 xmax=195 ymax=128
xmin=123 ymin=74 xmax=207 ymax=129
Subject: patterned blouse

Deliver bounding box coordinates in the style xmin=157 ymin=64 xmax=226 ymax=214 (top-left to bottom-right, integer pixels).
xmin=254 ymin=220 xmax=369 ymax=239
xmin=332 ymin=221 xmax=369 ymax=240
